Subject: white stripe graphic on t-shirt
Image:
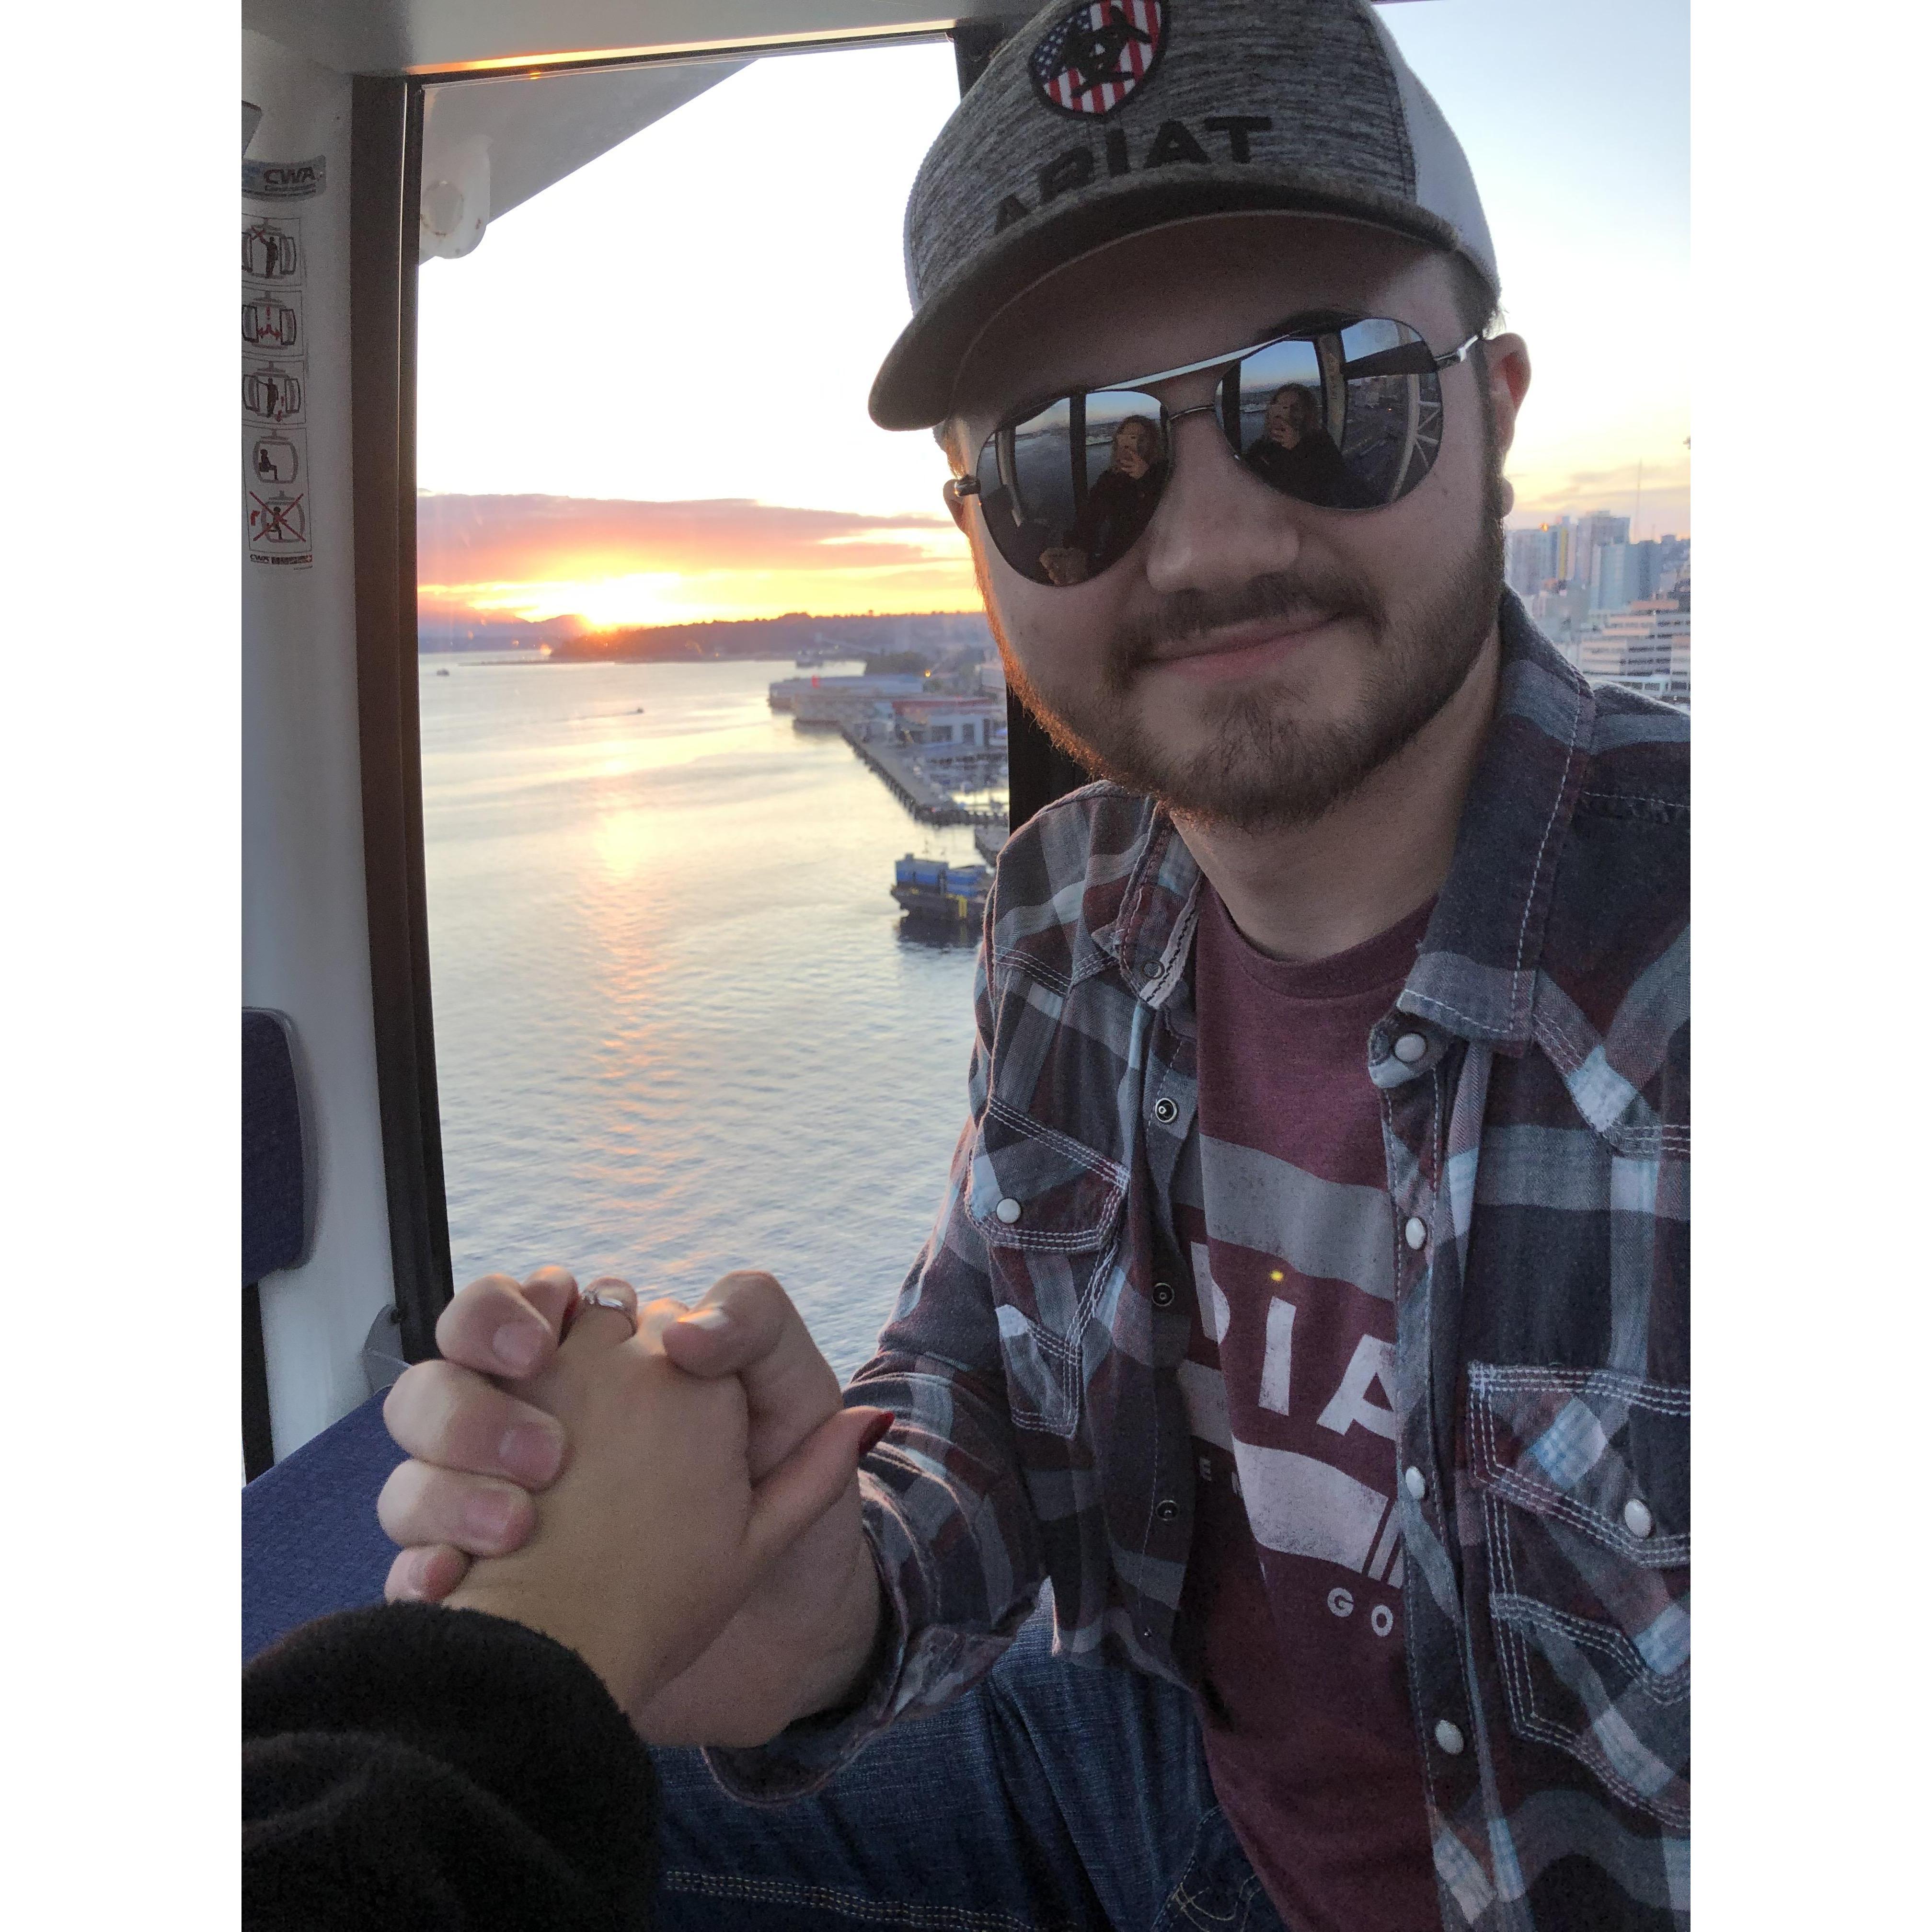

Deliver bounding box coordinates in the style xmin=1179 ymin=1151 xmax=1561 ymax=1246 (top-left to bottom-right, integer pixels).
xmin=1229 ymin=1440 xmax=1394 ymax=1572
xmin=1316 ymin=1334 xmax=1401 ymax=1441
xmin=1259 ymin=1296 xmax=1297 ymax=1415
xmin=1201 ymin=1136 xmax=1396 ymax=1301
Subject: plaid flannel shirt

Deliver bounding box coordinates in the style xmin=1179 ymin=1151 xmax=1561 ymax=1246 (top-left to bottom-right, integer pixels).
xmin=715 ymin=598 xmax=1690 ymax=1931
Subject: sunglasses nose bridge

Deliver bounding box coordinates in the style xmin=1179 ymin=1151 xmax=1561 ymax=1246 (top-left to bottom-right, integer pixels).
xmin=1143 ymin=361 xmax=1229 ymax=419
xmin=1160 ymin=388 xmax=1254 ymax=478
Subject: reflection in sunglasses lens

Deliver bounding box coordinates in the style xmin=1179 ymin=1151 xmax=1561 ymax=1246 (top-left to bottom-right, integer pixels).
xmin=977 ymin=389 xmax=1167 ymax=585
xmin=1223 ymin=322 xmax=1442 ymax=510
xmin=1330 ymin=319 xmax=1445 ymax=507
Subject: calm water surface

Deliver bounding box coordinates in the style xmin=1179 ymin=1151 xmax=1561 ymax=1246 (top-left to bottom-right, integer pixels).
xmin=420 ymin=656 xmax=987 ymax=1379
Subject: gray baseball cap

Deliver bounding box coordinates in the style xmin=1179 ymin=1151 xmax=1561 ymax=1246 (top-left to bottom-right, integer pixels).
xmin=870 ymin=0 xmax=1498 ymax=430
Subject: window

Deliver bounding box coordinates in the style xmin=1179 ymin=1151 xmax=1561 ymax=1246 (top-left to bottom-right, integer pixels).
xmin=414 ymin=45 xmax=991 ymax=1379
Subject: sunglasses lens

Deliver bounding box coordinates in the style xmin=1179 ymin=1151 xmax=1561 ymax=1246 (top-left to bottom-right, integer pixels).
xmin=1225 ymin=319 xmax=1444 ymax=510
xmin=973 ymin=389 xmax=1168 ymax=586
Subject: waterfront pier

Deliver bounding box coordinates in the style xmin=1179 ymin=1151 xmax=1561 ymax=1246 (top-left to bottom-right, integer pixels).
xmin=842 ymin=729 xmax=1001 ymax=824
xmin=767 ymin=665 xmax=1007 ymax=827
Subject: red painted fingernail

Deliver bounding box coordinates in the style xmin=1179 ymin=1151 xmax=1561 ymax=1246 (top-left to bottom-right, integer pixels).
xmin=857 ymin=1412 xmax=893 ymax=1457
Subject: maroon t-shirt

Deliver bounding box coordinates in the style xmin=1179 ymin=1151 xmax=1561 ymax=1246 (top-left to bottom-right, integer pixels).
xmin=1174 ymin=886 xmax=1439 ymax=1932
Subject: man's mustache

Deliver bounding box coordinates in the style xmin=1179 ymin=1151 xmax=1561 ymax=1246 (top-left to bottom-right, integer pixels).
xmin=1109 ymin=567 xmax=1382 ymax=679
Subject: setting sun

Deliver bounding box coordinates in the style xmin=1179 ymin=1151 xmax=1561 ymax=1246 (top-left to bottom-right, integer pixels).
xmin=417 ymin=491 xmax=979 ymax=628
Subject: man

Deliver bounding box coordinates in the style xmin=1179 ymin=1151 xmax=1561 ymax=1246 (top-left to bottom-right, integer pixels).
xmin=380 ymin=4 xmax=1689 ymax=1928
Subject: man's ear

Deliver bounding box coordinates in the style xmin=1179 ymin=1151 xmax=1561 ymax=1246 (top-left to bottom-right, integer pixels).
xmin=942 ymin=477 xmax=974 ymax=533
xmin=1482 ymin=333 xmax=1532 ymax=469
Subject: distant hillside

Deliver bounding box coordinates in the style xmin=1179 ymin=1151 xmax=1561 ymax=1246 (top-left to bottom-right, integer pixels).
xmin=418 ymin=613 xmax=586 ymax=653
xmin=543 ymin=610 xmax=993 ymax=665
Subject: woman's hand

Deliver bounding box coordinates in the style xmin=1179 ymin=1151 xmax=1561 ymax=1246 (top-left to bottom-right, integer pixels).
xmin=441 ymin=1278 xmax=888 ymax=1714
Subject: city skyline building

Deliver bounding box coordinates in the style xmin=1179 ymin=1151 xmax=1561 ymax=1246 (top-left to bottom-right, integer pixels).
xmin=1507 ymin=511 xmax=1678 ymax=618
xmin=1505 ymin=524 xmax=1552 ymax=598
xmin=1592 ymin=538 xmax=1660 ymax=612
xmin=1571 ymin=511 xmax=1632 ymax=589
xmin=1574 ymin=598 xmax=1690 ymax=707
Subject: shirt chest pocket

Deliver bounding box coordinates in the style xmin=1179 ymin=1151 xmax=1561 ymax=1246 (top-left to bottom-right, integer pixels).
xmin=966 ymin=1096 xmax=1128 ymax=1438
xmin=1469 ymin=1363 xmax=1690 ymax=1830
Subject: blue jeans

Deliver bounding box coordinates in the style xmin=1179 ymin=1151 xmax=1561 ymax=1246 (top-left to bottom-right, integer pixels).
xmin=649 ymin=1602 xmax=1286 ymax=1932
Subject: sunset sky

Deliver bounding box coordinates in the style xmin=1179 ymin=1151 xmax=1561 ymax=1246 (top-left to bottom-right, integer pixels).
xmin=416 ymin=0 xmax=1689 ymax=629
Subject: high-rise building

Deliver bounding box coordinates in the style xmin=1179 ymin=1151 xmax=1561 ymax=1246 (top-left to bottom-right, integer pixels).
xmin=1593 ymin=545 xmax=1623 ymax=611
xmin=1572 ymin=511 xmax=1631 ymax=590
xmin=1505 ymin=524 xmax=1557 ymax=598
xmin=1592 ymin=539 xmax=1660 ymax=612
xmin=1549 ymin=518 xmax=1576 ymax=583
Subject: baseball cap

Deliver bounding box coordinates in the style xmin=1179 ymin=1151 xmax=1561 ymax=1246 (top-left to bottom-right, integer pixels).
xmin=869 ymin=0 xmax=1499 ymax=431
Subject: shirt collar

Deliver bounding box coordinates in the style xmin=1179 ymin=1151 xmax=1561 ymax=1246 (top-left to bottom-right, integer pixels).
xmin=1101 ymin=595 xmax=1594 ymax=1051
xmin=1398 ymin=597 xmax=1594 ymax=1052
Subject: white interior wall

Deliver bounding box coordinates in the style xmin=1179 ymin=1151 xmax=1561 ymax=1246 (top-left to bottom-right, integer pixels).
xmin=242 ymin=28 xmax=399 ymax=1458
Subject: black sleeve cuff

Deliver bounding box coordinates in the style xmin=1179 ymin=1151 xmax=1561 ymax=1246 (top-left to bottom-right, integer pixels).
xmin=244 ymin=1602 xmax=657 ymax=1930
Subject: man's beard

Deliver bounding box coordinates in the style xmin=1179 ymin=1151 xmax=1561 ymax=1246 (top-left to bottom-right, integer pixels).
xmin=997 ymin=452 xmax=1507 ymax=833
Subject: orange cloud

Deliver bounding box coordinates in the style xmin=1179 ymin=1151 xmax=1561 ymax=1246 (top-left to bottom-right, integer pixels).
xmin=417 ymin=492 xmax=978 ymax=625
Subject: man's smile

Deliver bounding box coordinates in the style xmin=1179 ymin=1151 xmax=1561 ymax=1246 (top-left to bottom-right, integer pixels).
xmin=1141 ymin=608 xmax=1351 ymax=680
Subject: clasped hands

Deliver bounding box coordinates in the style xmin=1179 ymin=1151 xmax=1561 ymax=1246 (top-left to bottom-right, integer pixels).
xmin=379 ymin=1266 xmax=889 ymax=1742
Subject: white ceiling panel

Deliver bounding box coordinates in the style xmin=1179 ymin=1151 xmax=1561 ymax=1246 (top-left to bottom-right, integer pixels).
xmin=240 ymin=2 xmax=1026 ymax=76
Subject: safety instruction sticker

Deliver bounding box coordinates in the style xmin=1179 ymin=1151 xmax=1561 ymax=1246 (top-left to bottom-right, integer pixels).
xmin=247 ymin=426 xmax=311 ymax=558
xmin=242 ymin=286 xmax=302 ymax=352
xmin=243 ymin=209 xmax=311 ymax=567
xmin=242 ymin=356 xmax=307 ymax=426
xmin=242 ymin=213 xmax=303 ymax=286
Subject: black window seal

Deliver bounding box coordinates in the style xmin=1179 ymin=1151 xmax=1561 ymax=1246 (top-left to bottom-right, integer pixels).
xmin=351 ymin=74 xmax=452 ymax=1366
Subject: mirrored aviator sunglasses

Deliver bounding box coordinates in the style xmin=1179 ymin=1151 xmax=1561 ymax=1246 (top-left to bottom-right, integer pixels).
xmin=952 ymin=315 xmax=1478 ymax=588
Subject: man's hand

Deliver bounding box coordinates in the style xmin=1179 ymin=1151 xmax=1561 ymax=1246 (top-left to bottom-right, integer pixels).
xmin=439 ymin=1279 xmax=884 ymax=1716
xmin=380 ymin=1266 xmax=887 ymax=1746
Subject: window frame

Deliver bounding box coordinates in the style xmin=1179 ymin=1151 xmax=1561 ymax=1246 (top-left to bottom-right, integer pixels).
xmin=348 ymin=22 xmax=1079 ymax=1357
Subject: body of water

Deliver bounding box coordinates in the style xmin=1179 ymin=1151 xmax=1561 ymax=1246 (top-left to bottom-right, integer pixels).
xmin=420 ymin=655 xmax=987 ymax=1380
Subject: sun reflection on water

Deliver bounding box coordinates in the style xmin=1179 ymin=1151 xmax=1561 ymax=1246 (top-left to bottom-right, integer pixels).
xmin=419 ymin=656 xmax=991 ymax=1380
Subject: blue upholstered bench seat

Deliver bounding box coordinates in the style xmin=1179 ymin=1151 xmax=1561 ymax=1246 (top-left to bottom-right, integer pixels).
xmin=242 ymin=1394 xmax=409 ymax=1661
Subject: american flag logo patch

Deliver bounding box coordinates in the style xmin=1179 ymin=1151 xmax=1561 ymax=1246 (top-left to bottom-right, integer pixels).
xmin=1028 ymin=0 xmax=1168 ymax=119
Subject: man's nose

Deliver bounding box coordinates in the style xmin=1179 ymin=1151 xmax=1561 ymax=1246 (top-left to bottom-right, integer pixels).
xmin=1140 ymin=414 xmax=1303 ymax=597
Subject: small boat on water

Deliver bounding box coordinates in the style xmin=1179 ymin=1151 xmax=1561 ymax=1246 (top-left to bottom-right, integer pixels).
xmin=892 ymin=854 xmax=990 ymax=926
